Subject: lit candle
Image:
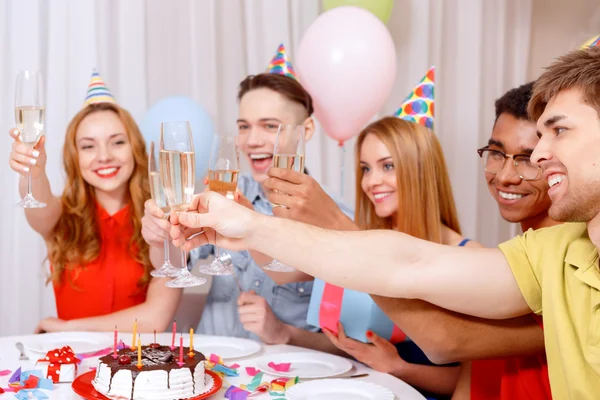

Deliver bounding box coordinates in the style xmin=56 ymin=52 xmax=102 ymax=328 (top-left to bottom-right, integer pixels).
xmin=178 ymin=335 xmax=184 ymax=365
xmin=154 ymin=329 xmax=157 ymax=344
xmin=137 ymin=335 xmax=142 ymax=369
xmin=131 ymin=319 xmax=137 ymax=350
xmin=112 ymin=325 xmax=118 ymax=359
xmin=188 ymin=327 xmax=195 ymax=358
xmin=171 ymin=320 xmax=177 ymax=350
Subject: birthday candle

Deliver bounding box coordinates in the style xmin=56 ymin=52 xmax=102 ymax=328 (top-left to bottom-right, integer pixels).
xmin=189 ymin=328 xmax=194 ymax=352
xmin=137 ymin=335 xmax=142 ymax=368
xmin=179 ymin=335 xmax=184 ymax=364
xmin=171 ymin=320 xmax=176 ymax=349
xmin=131 ymin=319 xmax=137 ymax=350
xmin=113 ymin=325 xmax=118 ymax=358
xmin=154 ymin=329 xmax=157 ymax=344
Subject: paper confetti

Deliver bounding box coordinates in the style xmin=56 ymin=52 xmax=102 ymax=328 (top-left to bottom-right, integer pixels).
xmin=210 ymin=364 xmax=239 ymax=377
xmin=267 ymin=362 xmax=291 ymax=372
xmin=14 ymin=388 xmax=49 ymax=400
xmin=224 ymin=385 xmax=250 ymax=400
xmin=245 ymin=367 xmax=261 ymax=376
xmin=0 ymin=370 xmax=11 ymax=377
xmin=9 ymin=367 xmax=21 ymax=383
xmin=269 ymin=376 xmax=298 ymax=397
xmin=245 ymin=372 xmax=265 ymax=391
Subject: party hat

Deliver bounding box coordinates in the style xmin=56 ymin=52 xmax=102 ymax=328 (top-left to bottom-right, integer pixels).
xmin=394 ymin=66 xmax=435 ymax=130
xmin=266 ymin=43 xmax=298 ymax=80
xmin=580 ymin=34 xmax=600 ymax=49
xmin=83 ymin=69 xmax=116 ymax=107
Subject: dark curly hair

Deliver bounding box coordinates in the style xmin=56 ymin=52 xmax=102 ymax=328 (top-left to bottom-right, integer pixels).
xmin=494 ymin=81 xmax=534 ymax=123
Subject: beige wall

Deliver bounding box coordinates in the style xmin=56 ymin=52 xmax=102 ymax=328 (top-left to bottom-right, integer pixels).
xmin=528 ymin=0 xmax=600 ymax=80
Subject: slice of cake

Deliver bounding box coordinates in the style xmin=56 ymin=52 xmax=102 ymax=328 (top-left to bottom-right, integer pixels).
xmin=92 ymin=344 xmax=205 ymax=400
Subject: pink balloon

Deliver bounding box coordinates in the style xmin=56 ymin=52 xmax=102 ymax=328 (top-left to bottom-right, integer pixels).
xmin=296 ymin=6 xmax=396 ymax=144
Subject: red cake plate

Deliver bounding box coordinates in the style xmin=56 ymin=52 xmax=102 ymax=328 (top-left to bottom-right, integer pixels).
xmin=72 ymin=370 xmax=223 ymax=399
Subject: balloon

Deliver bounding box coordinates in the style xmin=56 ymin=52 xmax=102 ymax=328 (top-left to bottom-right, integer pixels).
xmin=139 ymin=96 xmax=215 ymax=181
xmin=296 ymin=6 xmax=396 ymax=144
xmin=322 ymin=0 xmax=394 ymax=24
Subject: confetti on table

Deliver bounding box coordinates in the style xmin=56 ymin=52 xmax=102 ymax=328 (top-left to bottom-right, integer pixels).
xmin=245 ymin=367 xmax=261 ymax=376
xmin=224 ymin=385 xmax=250 ymax=400
xmin=267 ymin=362 xmax=291 ymax=372
xmin=8 ymin=367 xmax=21 ymax=383
xmin=0 ymin=370 xmax=11 ymax=377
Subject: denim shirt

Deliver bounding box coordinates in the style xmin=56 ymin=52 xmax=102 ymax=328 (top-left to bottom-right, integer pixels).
xmin=190 ymin=173 xmax=354 ymax=340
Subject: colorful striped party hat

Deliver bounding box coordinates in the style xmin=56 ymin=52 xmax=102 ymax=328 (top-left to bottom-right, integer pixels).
xmin=394 ymin=66 xmax=435 ymax=130
xmin=266 ymin=43 xmax=298 ymax=80
xmin=580 ymin=34 xmax=600 ymax=49
xmin=83 ymin=69 xmax=116 ymax=107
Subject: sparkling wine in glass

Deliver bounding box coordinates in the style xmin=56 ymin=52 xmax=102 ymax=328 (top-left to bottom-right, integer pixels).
xmin=149 ymin=141 xmax=179 ymax=278
xmin=198 ymin=135 xmax=240 ymax=276
xmin=15 ymin=70 xmax=46 ymax=208
xmin=159 ymin=121 xmax=206 ymax=288
xmin=263 ymin=124 xmax=306 ymax=272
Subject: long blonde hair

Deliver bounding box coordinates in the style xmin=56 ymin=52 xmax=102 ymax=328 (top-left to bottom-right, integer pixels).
xmin=47 ymin=102 xmax=152 ymax=286
xmin=354 ymin=116 xmax=461 ymax=243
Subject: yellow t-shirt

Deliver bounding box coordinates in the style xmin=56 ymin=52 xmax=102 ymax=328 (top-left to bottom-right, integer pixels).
xmin=499 ymin=222 xmax=600 ymax=399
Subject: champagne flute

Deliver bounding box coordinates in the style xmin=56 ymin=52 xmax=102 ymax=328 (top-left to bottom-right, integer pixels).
xmin=263 ymin=124 xmax=306 ymax=272
xmin=148 ymin=141 xmax=179 ymax=278
xmin=159 ymin=121 xmax=206 ymax=288
xmin=197 ymin=134 xmax=240 ymax=275
xmin=14 ymin=70 xmax=46 ymax=208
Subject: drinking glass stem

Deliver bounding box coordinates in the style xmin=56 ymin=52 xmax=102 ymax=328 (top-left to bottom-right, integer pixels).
xmin=163 ymin=238 xmax=171 ymax=265
xmin=180 ymin=247 xmax=187 ymax=272
xmin=27 ymin=171 xmax=32 ymax=197
xmin=214 ymin=246 xmax=220 ymax=262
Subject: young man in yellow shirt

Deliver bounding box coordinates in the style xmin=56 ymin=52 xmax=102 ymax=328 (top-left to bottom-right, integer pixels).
xmin=172 ymin=47 xmax=600 ymax=398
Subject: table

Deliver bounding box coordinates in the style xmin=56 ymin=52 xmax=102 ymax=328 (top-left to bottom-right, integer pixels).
xmin=0 ymin=332 xmax=425 ymax=399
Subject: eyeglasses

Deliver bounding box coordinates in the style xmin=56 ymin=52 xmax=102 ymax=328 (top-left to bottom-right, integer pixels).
xmin=477 ymin=147 xmax=541 ymax=181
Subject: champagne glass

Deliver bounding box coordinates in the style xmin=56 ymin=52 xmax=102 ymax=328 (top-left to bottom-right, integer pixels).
xmin=159 ymin=121 xmax=206 ymax=288
xmin=197 ymin=134 xmax=240 ymax=275
xmin=148 ymin=141 xmax=179 ymax=278
xmin=263 ymin=124 xmax=306 ymax=272
xmin=15 ymin=70 xmax=46 ymax=208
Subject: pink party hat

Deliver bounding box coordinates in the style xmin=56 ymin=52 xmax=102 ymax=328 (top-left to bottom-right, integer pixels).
xmin=266 ymin=43 xmax=298 ymax=80
xmin=83 ymin=69 xmax=116 ymax=107
xmin=394 ymin=66 xmax=435 ymax=130
xmin=581 ymin=34 xmax=600 ymax=49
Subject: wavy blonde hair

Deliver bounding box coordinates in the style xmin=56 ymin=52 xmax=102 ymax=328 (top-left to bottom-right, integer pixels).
xmin=354 ymin=116 xmax=461 ymax=243
xmin=47 ymin=102 xmax=151 ymax=287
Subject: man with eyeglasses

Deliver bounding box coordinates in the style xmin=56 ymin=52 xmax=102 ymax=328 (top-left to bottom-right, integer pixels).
xmin=457 ymin=82 xmax=558 ymax=400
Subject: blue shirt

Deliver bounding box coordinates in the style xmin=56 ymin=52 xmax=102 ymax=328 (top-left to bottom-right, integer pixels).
xmin=190 ymin=173 xmax=353 ymax=340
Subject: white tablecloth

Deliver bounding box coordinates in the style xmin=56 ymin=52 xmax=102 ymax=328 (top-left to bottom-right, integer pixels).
xmin=0 ymin=332 xmax=425 ymax=399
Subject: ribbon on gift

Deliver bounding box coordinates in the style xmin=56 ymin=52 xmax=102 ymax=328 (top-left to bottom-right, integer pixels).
xmin=37 ymin=346 xmax=80 ymax=382
xmin=316 ymin=282 xmax=407 ymax=343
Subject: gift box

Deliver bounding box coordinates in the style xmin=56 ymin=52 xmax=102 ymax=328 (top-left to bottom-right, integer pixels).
xmin=35 ymin=346 xmax=80 ymax=383
xmin=307 ymin=279 xmax=409 ymax=344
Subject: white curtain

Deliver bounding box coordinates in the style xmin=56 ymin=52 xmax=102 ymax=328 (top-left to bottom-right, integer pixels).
xmin=0 ymin=0 xmax=532 ymax=335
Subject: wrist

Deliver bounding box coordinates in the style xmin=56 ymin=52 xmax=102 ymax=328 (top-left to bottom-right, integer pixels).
xmin=246 ymin=213 xmax=270 ymax=250
xmin=276 ymin=323 xmax=293 ymax=345
xmin=389 ymin=358 xmax=408 ymax=377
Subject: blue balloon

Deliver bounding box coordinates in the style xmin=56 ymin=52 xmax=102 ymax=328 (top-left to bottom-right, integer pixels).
xmin=139 ymin=96 xmax=215 ymax=181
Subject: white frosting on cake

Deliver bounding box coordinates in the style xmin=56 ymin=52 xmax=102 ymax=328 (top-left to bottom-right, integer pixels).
xmin=92 ymin=359 xmax=205 ymax=400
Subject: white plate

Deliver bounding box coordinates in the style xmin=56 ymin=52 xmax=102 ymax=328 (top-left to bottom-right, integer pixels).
xmin=193 ymin=336 xmax=261 ymax=359
xmin=255 ymin=352 xmax=352 ymax=379
xmin=286 ymin=379 xmax=394 ymax=400
xmin=22 ymin=332 xmax=112 ymax=357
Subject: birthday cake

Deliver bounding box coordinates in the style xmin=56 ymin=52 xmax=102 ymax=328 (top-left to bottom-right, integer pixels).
xmin=92 ymin=344 xmax=206 ymax=400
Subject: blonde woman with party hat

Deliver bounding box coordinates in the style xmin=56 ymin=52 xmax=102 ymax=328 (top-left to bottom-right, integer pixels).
xmin=8 ymin=70 xmax=180 ymax=333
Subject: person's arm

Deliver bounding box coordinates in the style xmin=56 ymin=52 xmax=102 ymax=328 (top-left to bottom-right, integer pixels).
xmin=451 ymin=363 xmax=471 ymax=400
xmin=173 ymin=192 xmax=530 ymax=320
xmin=9 ymin=130 xmax=62 ymax=239
xmin=371 ymin=297 xmax=545 ymax=364
xmin=35 ymin=277 xmax=182 ymax=333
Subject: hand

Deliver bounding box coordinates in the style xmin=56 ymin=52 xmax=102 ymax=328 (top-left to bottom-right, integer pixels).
xmin=323 ymin=322 xmax=405 ymax=375
xmin=8 ymin=128 xmax=47 ymax=178
xmin=34 ymin=317 xmax=67 ymax=334
xmin=263 ymin=168 xmax=357 ymax=230
xmin=169 ymin=192 xmax=260 ymax=252
xmin=237 ymin=291 xmax=291 ymax=344
xmin=234 ymin=191 xmax=254 ymax=211
xmin=141 ymin=199 xmax=171 ymax=248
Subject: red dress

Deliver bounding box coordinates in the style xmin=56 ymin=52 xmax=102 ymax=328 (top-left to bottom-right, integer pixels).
xmin=470 ymin=315 xmax=552 ymax=399
xmin=52 ymin=203 xmax=147 ymax=320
